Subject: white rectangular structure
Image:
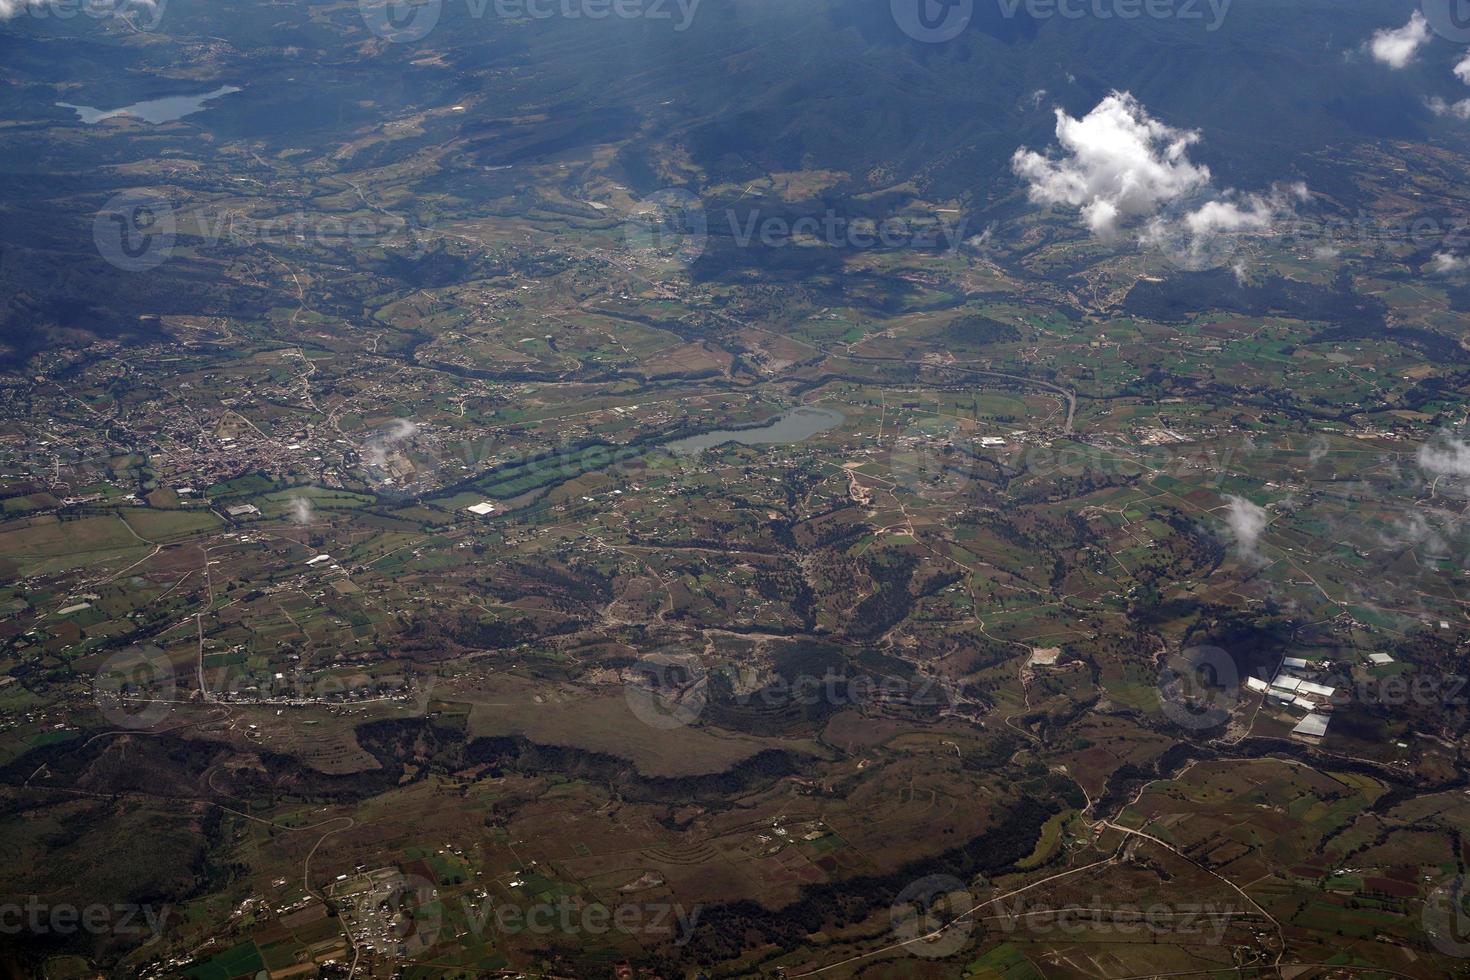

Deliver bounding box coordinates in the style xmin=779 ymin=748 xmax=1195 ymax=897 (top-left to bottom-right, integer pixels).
xmin=1293 ymin=714 xmax=1329 ymax=737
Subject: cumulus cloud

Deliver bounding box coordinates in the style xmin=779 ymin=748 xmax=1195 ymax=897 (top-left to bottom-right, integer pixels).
xmin=1181 ymin=197 xmax=1276 ymax=237
xmin=1456 ymin=52 xmax=1470 ymax=84
xmin=1423 ymin=44 xmax=1470 ymax=121
xmin=1011 ymin=92 xmax=1212 ymax=239
xmin=287 ymin=496 xmax=315 ymax=525
xmin=1013 ymin=93 xmax=1305 ymax=264
xmin=1381 ymin=512 xmax=1450 ymax=557
xmin=1427 ymin=96 xmax=1470 ymax=119
xmin=363 ymin=418 xmax=420 ymax=469
xmin=0 ymin=0 xmax=39 ymax=18
xmin=1418 ymin=433 xmax=1470 ymax=478
xmin=1428 ymin=252 xmax=1470 ymax=274
xmin=1221 ymin=494 xmax=1270 ymax=562
xmin=1369 ymin=11 xmax=1431 ymax=69
xmin=1178 ymin=183 xmax=1309 ymax=238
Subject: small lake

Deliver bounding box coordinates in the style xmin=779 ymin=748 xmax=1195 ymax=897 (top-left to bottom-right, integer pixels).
xmin=57 ymin=85 xmax=241 ymax=125
xmin=665 ymin=406 xmax=844 ymax=456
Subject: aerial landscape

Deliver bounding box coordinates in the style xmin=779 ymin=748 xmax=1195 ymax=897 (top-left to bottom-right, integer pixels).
xmin=2 ymin=0 xmax=1470 ymax=977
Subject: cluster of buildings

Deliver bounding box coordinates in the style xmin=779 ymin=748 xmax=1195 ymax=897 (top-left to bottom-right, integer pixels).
xmin=1245 ymin=655 xmax=1338 ymax=740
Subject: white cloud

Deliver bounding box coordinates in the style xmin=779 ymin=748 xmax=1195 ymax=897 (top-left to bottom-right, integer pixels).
xmin=1221 ymin=494 xmax=1269 ymax=562
xmin=363 ymin=418 xmax=420 ymax=468
xmin=0 ymin=0 xmax=39 ymax=18
xmin=1427 ymin=95 xmax=1470 ymax=118
xmin=1180 ymin=189 xmax=1291 ymax=238
xmin=1418 ymin=434 xmax=1470 ymax=478
xmin=1456 ymin=52 xmax=1470 ymax=84
xmin=1013 ymin=94 xmax=1305 ymax=264
xmin=1011 ymin=92 xmax=1211 ymax=239
xmin=287 ymin=496 xmax=315 ymax=525
xmin=1369 ymin=11 xmax=1431 ymax=69
xmin=1428 ymin=252 xmax=1470 ymax=274
xmin=1381 ymin=512 xmax=1450 ymax=556
xmin=1141 ymin=184 xmax=1306 ymax=269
